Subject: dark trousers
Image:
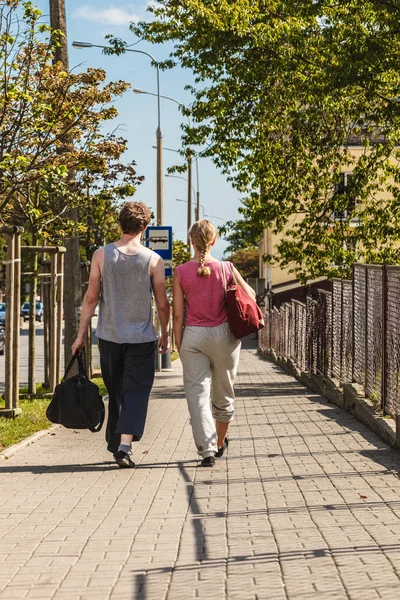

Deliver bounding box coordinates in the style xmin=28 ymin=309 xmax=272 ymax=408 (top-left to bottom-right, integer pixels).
xmin=98 ymin=338 xmax=156 ymax=454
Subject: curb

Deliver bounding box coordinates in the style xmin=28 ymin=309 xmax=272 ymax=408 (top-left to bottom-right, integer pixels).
xmin=0 ymin=424 xmax=61 ymax=462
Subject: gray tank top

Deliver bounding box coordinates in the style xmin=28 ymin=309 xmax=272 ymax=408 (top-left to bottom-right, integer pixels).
xmin=96 ymin=243 xmax=157 ymax=344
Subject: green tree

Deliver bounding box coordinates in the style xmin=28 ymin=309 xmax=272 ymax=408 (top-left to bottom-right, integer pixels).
xmin=0 ymin=2 xmax=134 ymax=225
xmin=0 ymin=1 xmax=144 ymax=388
xmin=173 ymin=240 xmax=191 ymax=268
xmin=122 ymin=0 xmax=400 ymax=281
xmin=226 ymin=247 xmax=259 ymax=280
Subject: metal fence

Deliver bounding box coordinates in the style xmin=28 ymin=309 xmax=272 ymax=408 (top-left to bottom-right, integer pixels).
xmin=259 ymin=264 xmax=400 ymax=417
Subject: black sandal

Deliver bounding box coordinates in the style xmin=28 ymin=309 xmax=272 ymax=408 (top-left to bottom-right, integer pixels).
xmin=215 ymin=437 xmax=229 ymax=458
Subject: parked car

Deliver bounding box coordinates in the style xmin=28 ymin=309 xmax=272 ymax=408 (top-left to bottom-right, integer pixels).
xmin=20 ymin=301 xmax=44 ymax=322
xmin=0 ymin=326 xmax=4 ymax=355
xmin=0 ymin=302 xmax=5 ymax=326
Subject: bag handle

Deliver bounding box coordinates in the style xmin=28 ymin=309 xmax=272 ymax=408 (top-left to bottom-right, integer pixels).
xmin=61 ymin=353 xmax=78 ymax=382
xmin=61 ymin=349 xmax=88 ymax=383
xmin=220 ymin=260 xmax=227 ymax=295
xmin=227 ymin=261 xmax=238 ymax=285
xmin=221 ymin=261 xmax=237 ymax=291
xmin=76 ymin=348 xmax=88 ymax=378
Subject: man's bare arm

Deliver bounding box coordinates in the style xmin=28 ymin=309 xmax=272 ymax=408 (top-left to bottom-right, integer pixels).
xmin=151 ymin=254 xmax=171 ymax=353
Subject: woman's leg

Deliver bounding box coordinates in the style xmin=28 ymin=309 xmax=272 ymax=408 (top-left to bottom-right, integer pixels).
xmin=180 ymin=328 xmax=218 ymax=458
xmin=216 ymin=420 xmax=231 ymax=449
xmin=210 ymin=324 xmax=241 ymax=448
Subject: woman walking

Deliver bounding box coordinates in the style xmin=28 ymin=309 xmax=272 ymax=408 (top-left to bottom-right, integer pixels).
xmin=173 ymin=220 xmax=256 ymax=467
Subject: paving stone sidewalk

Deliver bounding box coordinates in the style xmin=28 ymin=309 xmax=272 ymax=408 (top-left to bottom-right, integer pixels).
xmin=1 ymin=345 xmax=400 ymax=600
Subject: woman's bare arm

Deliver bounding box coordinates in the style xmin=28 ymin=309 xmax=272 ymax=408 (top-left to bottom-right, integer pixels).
xmin=172 ymin=271 xmax=185 ymax=352
xmin=232 ymin=265 xmax=256 ymax=301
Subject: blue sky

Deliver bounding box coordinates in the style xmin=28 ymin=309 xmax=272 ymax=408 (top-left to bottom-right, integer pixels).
xmin=33 ymin=0 xmax=243 ymax=257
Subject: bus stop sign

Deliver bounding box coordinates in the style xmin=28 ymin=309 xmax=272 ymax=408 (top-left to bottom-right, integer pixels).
xmin=145 ymin=226 xmax=173 ymax=277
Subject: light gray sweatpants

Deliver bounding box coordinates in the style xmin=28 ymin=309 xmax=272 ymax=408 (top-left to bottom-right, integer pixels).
xmin=180 ymin=322 xmax=241 ymax=458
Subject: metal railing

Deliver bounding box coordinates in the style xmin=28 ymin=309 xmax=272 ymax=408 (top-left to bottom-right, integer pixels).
xmin=259 ymin=264 xmax=400 ymax=417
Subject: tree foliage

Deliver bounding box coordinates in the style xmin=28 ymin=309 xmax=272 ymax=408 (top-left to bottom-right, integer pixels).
xmin=128 ymin=0 xmax=400 ymax=281
xmin=226 ymin=247 xmax=259 ymax=280
xmin=0 ymin=1 xmax=142 ymax=247
xmin=173 ymin=240 xmax=191 ymax=268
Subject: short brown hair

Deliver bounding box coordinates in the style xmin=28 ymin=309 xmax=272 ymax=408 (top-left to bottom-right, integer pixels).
xmin=118 ymin=202 xmax=152 ymax=234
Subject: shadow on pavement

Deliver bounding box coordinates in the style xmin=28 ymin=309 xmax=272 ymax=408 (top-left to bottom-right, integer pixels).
xmin=0 ymin=459 xmax=199 ymax=474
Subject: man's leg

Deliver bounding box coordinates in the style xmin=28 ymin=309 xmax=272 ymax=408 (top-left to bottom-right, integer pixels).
xmin=116 ymin=341 xmax=156 ymax=442
xmin=98 ymin=338 xmax=124 ymax=454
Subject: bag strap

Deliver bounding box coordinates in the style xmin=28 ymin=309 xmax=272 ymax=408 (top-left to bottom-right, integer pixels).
xmin=227 ymin=261 xmax=238 ymax=285
xmin=61 ymin=353 xmax=78 ymax=382
xmin=61 ymin=349 xmax=87 ymax=383
xmin=77 ymin=348 xmax=88 ymax=379
xmin=220 ymin=260 xmax=227 ymax=295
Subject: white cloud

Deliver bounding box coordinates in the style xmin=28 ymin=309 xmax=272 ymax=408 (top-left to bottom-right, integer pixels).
xmin=73 ymin=6 xmax=141 ymax=26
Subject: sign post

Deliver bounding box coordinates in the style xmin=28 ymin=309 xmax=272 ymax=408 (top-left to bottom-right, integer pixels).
xmin=145 ymin=226 xmax=173 ymax=370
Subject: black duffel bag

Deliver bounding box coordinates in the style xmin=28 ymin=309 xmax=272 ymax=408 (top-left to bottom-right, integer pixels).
xmin=46 ymin=350 xmax=105 ymax=432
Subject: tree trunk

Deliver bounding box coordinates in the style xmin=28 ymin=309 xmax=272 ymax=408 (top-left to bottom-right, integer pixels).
xmin=41 ymin=259 xmax=50 ymax=389
xmin=49 ymin=0 xmax=82 ymax=369
xmin=28 ymin=235 xmax=37 ymax=394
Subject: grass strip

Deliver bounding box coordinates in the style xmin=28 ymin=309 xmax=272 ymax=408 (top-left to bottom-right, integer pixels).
xmin=0 ymin=397 xmax=52 ymax=452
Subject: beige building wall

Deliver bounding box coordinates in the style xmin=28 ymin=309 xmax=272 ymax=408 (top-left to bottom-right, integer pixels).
xmin=259 ymin=214 xmax=304 ymax=288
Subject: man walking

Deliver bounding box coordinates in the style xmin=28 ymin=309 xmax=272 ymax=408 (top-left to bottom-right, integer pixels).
xmin=72 ymin=201 xmax=170 ymax=468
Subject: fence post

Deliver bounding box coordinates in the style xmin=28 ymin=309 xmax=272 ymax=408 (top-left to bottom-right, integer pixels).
xmin=4 ymin=232 xmax=15 ymax=412
xmin=352 ymin=264 xmax=356 ymax=382
xmin=12 ymin=229 xmax=22 ymax=410
xmin=330 ymin=290 xmax=334 ymax=378
xmin=268 ymin=308 xmax=272 ymax=349
xmin=41 ymin=259 xmax=51 ymax=389
xmin=56 ymin=252 xmax=64 ymax=384
xmin=381 ymin=265 xmax=387 ymax=414
xmin=0 ymin=226 xmax=23 ymax=417
xmin=339 ymin=280 xmax=344 ymax=381
xmin=396 ymin=415 xmax=400 ymax=449
xmin=49 ymin=253 xmax=57 ymax=392
xmin=364 ymin=267 xmax=369 ymax=394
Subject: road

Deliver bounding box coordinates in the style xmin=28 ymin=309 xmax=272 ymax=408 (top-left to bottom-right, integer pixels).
xmin=0 ymin=319 xmax=100 ymax=393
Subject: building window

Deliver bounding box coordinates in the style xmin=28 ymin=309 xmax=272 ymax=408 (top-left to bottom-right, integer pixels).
xmin=332 ymin=173 xmax=358 ymax=223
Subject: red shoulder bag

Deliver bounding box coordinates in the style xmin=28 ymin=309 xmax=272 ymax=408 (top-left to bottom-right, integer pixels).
xmin=221 ymin=262 xmax=265 ymax=339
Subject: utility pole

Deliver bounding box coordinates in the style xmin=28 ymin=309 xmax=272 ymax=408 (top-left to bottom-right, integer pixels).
xmin=49 ymin=0 xmax=69 ymax=65
xmin=187 ymin=153 xmax=193 ymax=245
xmin=49 ymin=0 xmax=82 ymax=369
xmin=195 ymin=158 xmax=200 ymax=222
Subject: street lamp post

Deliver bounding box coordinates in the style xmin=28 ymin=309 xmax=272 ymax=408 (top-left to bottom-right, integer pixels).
xmin=176 ymin=198 xmax=204 ymax=218
xmin=176 ymin=198 xmax=226 ymax=223
xmin=133 ymin=88 xmax=201 ymax=227
xmin=166 ymin=175 xmax=197 ymax=245
xmin=72 ymin=42 xmax=164 ymax=225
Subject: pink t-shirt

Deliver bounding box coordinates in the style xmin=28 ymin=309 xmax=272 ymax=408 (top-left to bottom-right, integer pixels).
xmin=176 ymin=261 xmax=233 ymax=327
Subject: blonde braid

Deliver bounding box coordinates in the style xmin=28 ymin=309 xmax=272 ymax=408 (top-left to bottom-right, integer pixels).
xmin=197 ymin=245 xmax=211 ymax=278
xmin=189 ymin=219 xmax=217 ymax=279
